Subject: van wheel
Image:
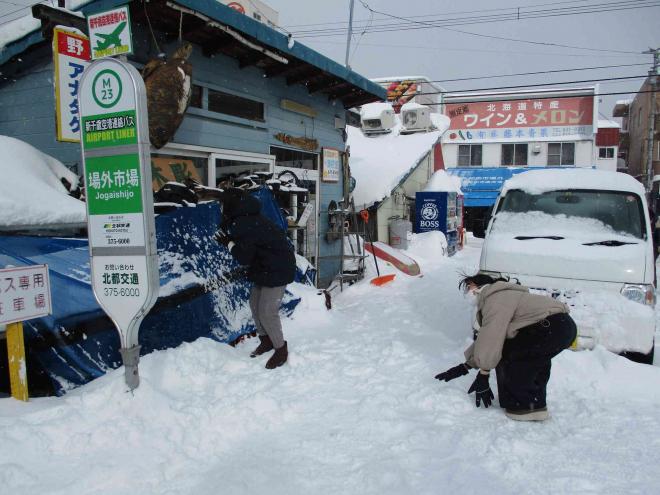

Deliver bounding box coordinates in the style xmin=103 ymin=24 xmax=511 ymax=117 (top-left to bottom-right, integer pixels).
xmin=620 ymin=344 xmax=655 ymax=365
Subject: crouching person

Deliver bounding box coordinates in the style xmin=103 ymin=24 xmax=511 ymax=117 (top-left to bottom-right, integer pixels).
xmin=435 ymin=273 xmax=577 ymax=421
xmin=215 ymin=189 xmax=296 ymax=369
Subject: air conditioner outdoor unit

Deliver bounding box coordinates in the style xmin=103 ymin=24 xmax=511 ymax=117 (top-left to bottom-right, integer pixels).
xmin=400 ymin=102 xmax=433 ymax=134
xmin=360 ymin=103 xmax=396 ymax=135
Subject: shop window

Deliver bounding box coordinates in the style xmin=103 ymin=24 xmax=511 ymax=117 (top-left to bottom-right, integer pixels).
xmin=214 ymin=158 xmax=270 ymax=187
xmin=271 ymin=146 xmax=318 ymax=171
xmin=458 ymin=144 xmax=482 ymax=166
xmin=208 ymin=89 xmax=265 ymax=122
xmin=501 ymin=143 xmax=528 ymax=166
xmin=548 ymin=142 xmax=575 ymax=166
xmin=190 ymin=84 xmax=203 ymax=109
xmin=599 ymin=147 xmax=615 ymax=159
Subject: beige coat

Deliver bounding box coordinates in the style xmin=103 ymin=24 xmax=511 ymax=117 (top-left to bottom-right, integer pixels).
xmin=464 ymin=282 xmax=569 ymax=370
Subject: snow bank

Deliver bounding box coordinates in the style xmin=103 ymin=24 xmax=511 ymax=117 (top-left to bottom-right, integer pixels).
xmin=0 ymin=136 xmax=85 ymax=227
xmin=1 ymin=238 xmax=659 ymax=494
xmin=502 ymin=168 xmax=645 ymax=196
xmin=424 ymin=169 xmax=462 ymax=193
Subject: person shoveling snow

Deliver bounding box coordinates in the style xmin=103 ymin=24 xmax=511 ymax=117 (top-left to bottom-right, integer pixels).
xmin=435 ymin=272 xmax=576 ymax=421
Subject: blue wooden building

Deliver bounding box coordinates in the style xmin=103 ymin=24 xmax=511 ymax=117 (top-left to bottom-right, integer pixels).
xmin=0 ymin=0 xmax=385 ymax=287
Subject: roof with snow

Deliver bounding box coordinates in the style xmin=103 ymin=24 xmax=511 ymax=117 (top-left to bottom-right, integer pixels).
xmin=1 ymin=0 xmax=385 ymax=108
xmin=502 ymin=168 xmax=645 ymax=196
xmin=348 ymin=104 xmax=450 ymax=208
xmin=597 ymin=119 xmax=620 ymax=129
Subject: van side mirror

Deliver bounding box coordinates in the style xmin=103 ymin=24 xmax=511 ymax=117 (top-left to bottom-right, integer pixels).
xmin=472 ymin=220 xmax=486 ymax=238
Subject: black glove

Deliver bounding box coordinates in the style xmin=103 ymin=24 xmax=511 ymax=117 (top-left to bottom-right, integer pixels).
xmin=434 ymin=363 xmax=470 ymax=382
xmin=467 ymin=372 xmax=494 ymax=408
xmin=214 ymin=229 xmax=231 ymax=247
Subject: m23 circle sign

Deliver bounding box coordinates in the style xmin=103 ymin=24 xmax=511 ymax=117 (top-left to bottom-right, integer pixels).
xmin=92 ymin=69 xmax=123 ymax=108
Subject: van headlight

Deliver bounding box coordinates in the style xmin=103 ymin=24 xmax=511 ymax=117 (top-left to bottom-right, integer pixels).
xmin=621 ymin=284 xmax=656 ymax=306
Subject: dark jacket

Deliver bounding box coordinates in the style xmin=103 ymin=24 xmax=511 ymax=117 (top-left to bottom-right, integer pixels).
xmin=223 ymin=190 xmax=296 ymax=287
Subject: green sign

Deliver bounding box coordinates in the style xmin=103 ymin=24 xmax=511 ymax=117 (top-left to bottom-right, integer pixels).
xmin=82 ymin=110 xmax=137 ymax=148
xmin=85 ymin=154 xmax=143 ymax=215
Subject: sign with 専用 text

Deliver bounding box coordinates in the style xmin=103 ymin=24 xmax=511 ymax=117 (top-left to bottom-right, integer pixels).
xmin=80 ymin=58 xmax=157 ymax=389
xmin=87 ymin=6 xmax=133 ymax=60
xmin=53 ymin=28 xmax=90 ymax=142
xmin=0 ymin=265 xmax=51 ymax=326
xmin=445 ymin=96 xmax=595 ymax=142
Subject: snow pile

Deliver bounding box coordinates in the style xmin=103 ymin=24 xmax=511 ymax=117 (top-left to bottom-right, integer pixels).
xmin=406 ymin=230 xmax=449 ymax=265
xmin=1 ymin=239 xmax=659 ymax=494
xmin=423 ymin=169 xmax=463 ymax=193
xmin=0 ymin=136 xmax=85 ymax=227
xmin=502 ymin=168 xmax=645 ymax=195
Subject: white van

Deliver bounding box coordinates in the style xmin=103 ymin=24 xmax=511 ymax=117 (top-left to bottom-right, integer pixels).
xmin=478 ymin=169 xmax=655 ymax=364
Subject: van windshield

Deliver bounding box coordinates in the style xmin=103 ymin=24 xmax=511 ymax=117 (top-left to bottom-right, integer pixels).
xmin=497 ymin=189 xmax=646 ymax=239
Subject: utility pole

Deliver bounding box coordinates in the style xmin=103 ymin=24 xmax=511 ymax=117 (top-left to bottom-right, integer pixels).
xmin=643 ymin=48 xmax=659 ymax=191
xmin=344 ymin=0 xmax=355 ymax=69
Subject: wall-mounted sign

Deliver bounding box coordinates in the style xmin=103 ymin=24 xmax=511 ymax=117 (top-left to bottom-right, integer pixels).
xmin=151 ymin=157 xmax=202 ymax=191
xmin=0 ymin=264 xmax=51 ymax=326
xmin=274 ymin=132 xmax=319 ymax=151
xmin=322 ymin=148 xmax=340 ymax=183
xmin=280 ymin=99 xmax=318 ymax=118
xmin=444 ymin=96 xmax=595 ymax=143
xmin=53 ymin=28 xmax=90 ymax=142
xmin=87 ymin=6 xmax=133 ymax=60
xmin=80 ymin=58 xmax=158 ymax=389
xmin=385 ymin=79 xmax=419 ymax=113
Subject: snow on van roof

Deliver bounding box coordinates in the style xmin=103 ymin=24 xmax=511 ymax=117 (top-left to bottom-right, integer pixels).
xmin=502 ymin=168 xmax=645 ymax=196
xmin=0 ymin=135 xmax=85 ymax=227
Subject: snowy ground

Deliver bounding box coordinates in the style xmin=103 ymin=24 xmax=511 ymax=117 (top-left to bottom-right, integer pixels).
xmin=2 ymin=235 xmax=660 ymax=495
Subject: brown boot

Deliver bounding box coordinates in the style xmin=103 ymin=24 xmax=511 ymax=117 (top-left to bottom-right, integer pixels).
xmin=265 ymin=342 xmax=288 ymax=369
xmin=250 ymin=335 xmax=273 ymax=358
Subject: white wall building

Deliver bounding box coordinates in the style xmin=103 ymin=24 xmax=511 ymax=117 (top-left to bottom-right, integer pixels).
xmin=441 ymin=87 xmax=600 ymax=169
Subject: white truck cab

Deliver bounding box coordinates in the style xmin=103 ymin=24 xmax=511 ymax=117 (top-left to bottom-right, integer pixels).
xmin=479 ymin=169 xmax=655 ymax=363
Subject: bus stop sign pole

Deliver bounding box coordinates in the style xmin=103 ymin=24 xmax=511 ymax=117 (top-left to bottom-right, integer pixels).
xmin=79 ymin=58 xmax=158 ymax=390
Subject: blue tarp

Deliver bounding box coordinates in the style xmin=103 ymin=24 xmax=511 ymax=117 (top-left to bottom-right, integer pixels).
xmin=0 ymin=187 xmax=312 ymax=395
xmin=446 ymin=167 xmax=532 ymax=207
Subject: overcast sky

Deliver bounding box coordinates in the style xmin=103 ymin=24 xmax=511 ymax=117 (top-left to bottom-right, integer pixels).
xmin=268 ymin=0 xmax=659 ymax=117
xmin=1 ymin=0 xmax=658 ymax=116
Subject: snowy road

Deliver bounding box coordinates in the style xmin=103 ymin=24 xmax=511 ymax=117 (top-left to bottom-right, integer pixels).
xmin=1 ymin=235 xmax=660 ymax=495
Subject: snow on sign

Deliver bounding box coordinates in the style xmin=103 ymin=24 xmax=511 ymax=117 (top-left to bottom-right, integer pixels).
xmin=0 ymin=265 xmax=51 ymax=326
xmin=79 ymin=58 xmax=158 ymax=389
xmin=53 ymin=28 xmax=90 ymax=142
xmin=87 ymin=6 xmax=133 ymax=60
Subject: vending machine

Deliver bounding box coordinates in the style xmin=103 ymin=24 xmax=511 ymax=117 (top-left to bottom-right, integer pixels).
xmin=414 ymin=191 xmax=462 ymax=256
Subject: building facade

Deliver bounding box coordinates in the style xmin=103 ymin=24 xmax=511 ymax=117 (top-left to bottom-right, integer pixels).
xmin=0 ymin=0 xmax=385 ymax=287
xmin=613 ymin=78 xmax=660 ymax=184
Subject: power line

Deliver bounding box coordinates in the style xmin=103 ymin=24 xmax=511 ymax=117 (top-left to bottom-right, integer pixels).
xmin=398 ymin=89 xmax=655 ymax=107
xmin=310 ymin=39 xmax=649 ymax=58
xmin=377 ymin=64 xmax=649 ymax=85
xmin=294 ymin=0 xmax=653 ymax=56
xmin=295 ymin=0 xmax=658 ymax=39
xmin=284 ymin=0 xmax=609 ymax=29
xmin=384 ymin=75 xmax=649 ymax=99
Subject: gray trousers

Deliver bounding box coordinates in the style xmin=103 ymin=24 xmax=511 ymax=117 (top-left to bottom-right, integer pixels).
xmin=249 ymin=285 xmax=286 ymax=349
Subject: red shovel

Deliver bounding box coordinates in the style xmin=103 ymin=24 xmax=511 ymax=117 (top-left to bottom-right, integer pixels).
xmin=360 ymin=210 xmax=396 ymax=286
